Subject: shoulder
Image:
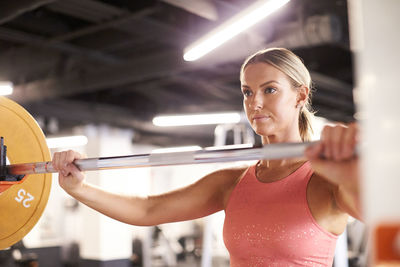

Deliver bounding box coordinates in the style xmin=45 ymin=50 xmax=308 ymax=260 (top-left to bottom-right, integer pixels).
xmin=202 ymin=164 xmax=249 ymax=189
xmin=308 ymin=173 xmax=345 ymax=213
xmin=307 ymin=173 xmax=349 ymax=235
xmin=308 ymin=173 xmax=337 ymax=201
xmin=209 ymin=164 xmax=250 ymax=209
xmin=213 ymin=164 xmax=250 ymax=179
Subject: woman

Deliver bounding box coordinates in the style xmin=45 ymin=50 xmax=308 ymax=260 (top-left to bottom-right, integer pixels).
xmin=53 ymin=48 xmax=361 ymax=266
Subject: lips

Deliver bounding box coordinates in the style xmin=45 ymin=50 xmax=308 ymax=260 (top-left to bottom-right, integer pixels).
xmin=252 ymin=115 xmax=270 ymax=121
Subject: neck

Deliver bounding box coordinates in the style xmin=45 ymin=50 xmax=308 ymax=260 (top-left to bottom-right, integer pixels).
xmin=261 ymin=132 xmax=302 ymax=144
xmin=259 ymin=129 xmax=304 ymax=169
xmin=258 ymin=158 xmax=304 ymax=169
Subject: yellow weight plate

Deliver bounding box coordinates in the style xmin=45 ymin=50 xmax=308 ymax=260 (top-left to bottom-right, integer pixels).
xmin=0 ymin=96 xmax=52 ymax=250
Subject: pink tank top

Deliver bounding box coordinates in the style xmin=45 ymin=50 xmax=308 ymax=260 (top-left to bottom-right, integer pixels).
xmin=223 ymin=162 xmax=338 ymax=266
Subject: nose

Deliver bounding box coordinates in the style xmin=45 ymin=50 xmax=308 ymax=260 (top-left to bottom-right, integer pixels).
xmin=249 ymin=92 xmax=263 ymax=110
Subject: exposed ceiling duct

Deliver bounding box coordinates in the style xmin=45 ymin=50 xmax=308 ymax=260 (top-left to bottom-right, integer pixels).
xmin=161 ymin=0 xmax=219 ymax=21
xmin=0 ymin=0 xmax=57 ymax=25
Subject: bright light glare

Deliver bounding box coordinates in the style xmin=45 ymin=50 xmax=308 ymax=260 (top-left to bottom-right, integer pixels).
xmin=153 ymin=112 xmax=241 ymax=127
xmin=311 ymin=116 xmax=334 ymax=141
xmin=47 ymin=135 xmax=88 ymax=149
xmin=183 ymin=0 xmax=291 ymax=61
xmin=152 ymin=146 xmax=202 ymax=153
xmin=0 ymin=81 xmax=13 ymax=96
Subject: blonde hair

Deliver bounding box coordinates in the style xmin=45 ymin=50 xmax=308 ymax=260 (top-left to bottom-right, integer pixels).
xmin=240 ymin=47 xmax=315 ymax=142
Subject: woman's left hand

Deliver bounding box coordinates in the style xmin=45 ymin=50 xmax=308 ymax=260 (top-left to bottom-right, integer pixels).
xmin=305 ymin=123 xmax=360 ymax=191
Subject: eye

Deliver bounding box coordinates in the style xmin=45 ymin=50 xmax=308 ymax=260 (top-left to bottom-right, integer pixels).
xmin=264 ymin=87 xmax=276 ymax=94
xmin=242 ymin=89 xmax=252 ymax=97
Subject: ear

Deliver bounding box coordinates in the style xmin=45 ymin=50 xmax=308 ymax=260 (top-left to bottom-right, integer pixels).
xmin=296 ymin=85 xmax=309 ymax=108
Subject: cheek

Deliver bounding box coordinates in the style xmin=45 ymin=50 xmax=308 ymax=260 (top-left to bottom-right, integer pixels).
xmin=243 ymin=104 xmax=250 ymax=121
xmin=269 ymin=97 xmax=296 ymax=122
xmin=243 ymin=99 xmax=249 ymax=112
xmin=277 ymin=94 xmax=295 ymax=110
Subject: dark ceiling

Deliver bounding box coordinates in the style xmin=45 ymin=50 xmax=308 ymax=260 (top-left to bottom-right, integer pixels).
xmin=0 ymin=0 xmax=354 ymax=147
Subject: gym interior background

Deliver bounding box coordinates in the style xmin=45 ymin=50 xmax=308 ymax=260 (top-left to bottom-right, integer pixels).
xmin=0 ymin=0 xmax=393 ymax=266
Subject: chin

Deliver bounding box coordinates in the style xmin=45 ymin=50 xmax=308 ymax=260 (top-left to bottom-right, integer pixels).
xmin=253 ymin=125 xmax=274 ymax=137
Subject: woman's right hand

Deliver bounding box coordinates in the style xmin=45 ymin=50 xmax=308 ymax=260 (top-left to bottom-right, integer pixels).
xmin=52 ymin=150 xmax=85 ymax=194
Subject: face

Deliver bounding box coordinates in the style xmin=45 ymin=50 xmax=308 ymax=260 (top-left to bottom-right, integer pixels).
xmin=241 ymin=63 xmax=305 ymax=142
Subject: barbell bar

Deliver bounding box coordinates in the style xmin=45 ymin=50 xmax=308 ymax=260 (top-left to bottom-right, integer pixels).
xmin=5 ymin=141 xmax=317 ymax=176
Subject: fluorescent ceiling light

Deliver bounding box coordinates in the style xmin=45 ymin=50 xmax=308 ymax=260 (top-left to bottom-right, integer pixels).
xmin=152 ymin=146 xmax=202 ymax=153
xmin=153 ymin=112 xmax=241 ymax=127
xmin=46 ymin=135 xmax=88 ymax=149
xmin=0 ymin=81 xmax=13 ymax=96
xmin=183 ymin=0 xmax=291 ymax=61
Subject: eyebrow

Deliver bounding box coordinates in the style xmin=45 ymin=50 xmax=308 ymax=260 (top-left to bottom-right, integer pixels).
xmin=241 ymin=80 xmax=280 ymax=88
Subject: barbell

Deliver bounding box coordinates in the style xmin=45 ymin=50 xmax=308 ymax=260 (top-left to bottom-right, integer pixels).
xmin=0 ymin=96 xmax=316 ymax=250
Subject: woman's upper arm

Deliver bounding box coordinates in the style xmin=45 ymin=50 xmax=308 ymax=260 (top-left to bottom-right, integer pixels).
xmin=333 ymin=184 xmax=363 ymax=221
xmin=143 ymin=167 xmax=246 ymax=225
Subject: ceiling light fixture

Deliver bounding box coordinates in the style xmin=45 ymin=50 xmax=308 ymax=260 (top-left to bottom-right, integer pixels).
xmin=183 ymin=0 xmax=291 ymax=61
xmin=0 ymin=82 xmax=13 ymax=96
xmin=153 ymin=112 xmax=241 ymax=127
